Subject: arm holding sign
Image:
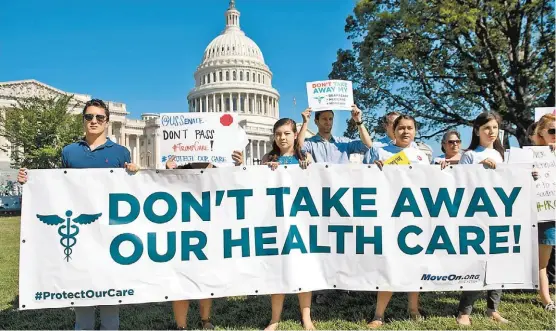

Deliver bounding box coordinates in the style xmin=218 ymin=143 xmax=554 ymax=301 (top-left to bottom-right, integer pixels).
xmin=351 ymin=105 xmax=372 ymax=148
xmin=297 ymin=108 xmax=312 ymax=153
xmin=232 ymin=150 xmax=244 ymax=166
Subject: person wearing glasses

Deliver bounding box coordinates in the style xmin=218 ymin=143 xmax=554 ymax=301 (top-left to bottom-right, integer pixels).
xmin=433 ymin=130 xmax=462 ymax=167
xmin=18 ymin=98 xmax=139 ymax=330
xmin=533 ymin=114 xmax=556 ymax=311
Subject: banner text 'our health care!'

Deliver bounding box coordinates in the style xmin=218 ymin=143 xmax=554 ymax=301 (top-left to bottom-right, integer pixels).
xmin=108 ymin=186 xmax=522 ymax=265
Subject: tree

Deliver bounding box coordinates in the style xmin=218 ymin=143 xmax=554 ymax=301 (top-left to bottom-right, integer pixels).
xmin=330 ymin=0 xmax=554 ymax=146
xmin=0 ymin=95 xmax=84 ymax=168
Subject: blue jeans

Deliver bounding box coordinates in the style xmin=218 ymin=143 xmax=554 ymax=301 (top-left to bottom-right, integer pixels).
xmin=74 ymin=306 xmax=119 ymax=330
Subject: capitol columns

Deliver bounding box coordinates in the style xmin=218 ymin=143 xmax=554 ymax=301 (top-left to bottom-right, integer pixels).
xmin=249 ymin=139 xmax=254 ymax=165
xmin=213 ymin=94 xmax=216 ymax=112
xmin=220 ymin=94 xmax=224 ymax=112
xmin=135 ymin=135 xmax=140 ymax=164
xmin=246 ymin=93 xmax=250 ymax=113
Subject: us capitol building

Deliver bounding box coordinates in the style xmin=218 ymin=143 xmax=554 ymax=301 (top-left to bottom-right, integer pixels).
xmin=0 ymin=0 xmax=307 ymax=170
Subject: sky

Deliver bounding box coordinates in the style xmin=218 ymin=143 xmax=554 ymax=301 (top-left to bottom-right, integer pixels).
xmin=0 ymin=0 xmax=518 ymax=155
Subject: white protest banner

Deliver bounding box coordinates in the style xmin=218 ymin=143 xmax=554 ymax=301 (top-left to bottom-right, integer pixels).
xmin=19 ymin=164 xmax=537 ymax=310
xmin=306 ymin=80 xmax=354 ymax=111
xmin=522 ymin=146 xmax=556 ymax=221
xmin=534 ymin=107 xmax=556 ymax=121
xmin=158 ymin=113 xmax=242 ymax=168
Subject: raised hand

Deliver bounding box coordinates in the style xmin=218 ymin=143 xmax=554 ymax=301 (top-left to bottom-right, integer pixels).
xmin=351 ymin=104 xmax=362 ymax=123
xmin=301 ymin=108 xmax=312 ymax=123
xmin=17 ymin=168 xmax=27 ymax=184
xmin=374 ymin=160 xmax=384 ymax=170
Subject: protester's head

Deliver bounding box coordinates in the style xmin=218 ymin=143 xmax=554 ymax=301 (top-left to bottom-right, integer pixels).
xmin=441 ymin=130 xmax=461 ymax=157
xmin=527 ymin=122 xmax=540 ymax=145
xmin=180 ymin=162 xmax=216 ymax=169
xmin=535 ymin=114 xmax=556 ymax=146
xmin=82 ymin=99 xmax=109 ymax=136
xmin=392 ymin=115 xmax=416 ymax=148
xmin=468 ymin=111 xmax=504 ymax=157
xmin=381 ymin=111 xmax=401 ymax=140
xmin=314 ymin=110 xmax=334 ymax=135
xmin=268 ymin=118 xmax=304 ymax=161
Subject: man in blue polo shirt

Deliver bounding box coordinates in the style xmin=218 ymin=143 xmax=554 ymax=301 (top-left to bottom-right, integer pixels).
xmin=18 ymin=98 xmax=138 ymax=330
xmin=297 ymin=105 xmax=372 ymax=164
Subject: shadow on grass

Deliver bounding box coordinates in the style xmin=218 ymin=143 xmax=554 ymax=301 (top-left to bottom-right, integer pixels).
xmin=1 ymin=290 xmax=552 ymax=330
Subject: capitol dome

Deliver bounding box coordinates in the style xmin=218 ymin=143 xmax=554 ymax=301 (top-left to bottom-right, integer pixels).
xmin=187 ymin=0 xmax=280 ymax=165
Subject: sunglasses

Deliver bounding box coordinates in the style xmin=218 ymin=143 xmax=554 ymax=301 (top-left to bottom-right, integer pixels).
xmin=446 ymin=139 xmax=461 ymax=145
xmin=83 ymin=114 xmax=107 ymax=122
xmin=548 ymin=128 xmax=555 ymax=135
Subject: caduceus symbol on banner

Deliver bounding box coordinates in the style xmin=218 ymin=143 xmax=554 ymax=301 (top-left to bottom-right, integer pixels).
xmin=36 ymin=211 xmax=102 ymax=261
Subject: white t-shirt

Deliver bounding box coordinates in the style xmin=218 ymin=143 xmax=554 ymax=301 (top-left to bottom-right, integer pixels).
xmin=459 ymin=146 xmax=503 ymax=165
xmin=366 ymin=144 xmax=430 ymax=164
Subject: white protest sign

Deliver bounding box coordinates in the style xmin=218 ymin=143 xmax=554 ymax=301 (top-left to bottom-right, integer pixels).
xmin=306 ymin=80 xmax=354 ymax=111
xmin=19 ymin=164 xmax=537 ymax=310
xmin=534 ymin=107 xmax=556 ymax=122
xmin=158 ymin=113 xmax=242 ymax=168
xmin=522 ymin=146 xmax=556 ymax=221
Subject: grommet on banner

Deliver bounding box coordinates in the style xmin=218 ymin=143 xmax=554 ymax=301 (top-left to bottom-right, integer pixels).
xmin=419 ymin=287 xmax=423 ymax=290
xmin=200 ymin=170 xmax=204 ymax=174
xmin=533 ymin=224 xmax=536 ymax=228
xmin=333 ymin=285 xmax=337 ymax=288
xmin=376 ymin=287 xmax=379 ymax=290
xmin=119 ymin=300 xmax=122 ymax=303
xmin=243 ymin=167 xmax=246 ymax=170
xmin=211 ymin=293 xmax=214 ymax=296
xmin=450 ymin=166 xmax=453 ymax=169
xmin=156 ymin=170 xmax=160 ymax=174
xmin=409 ymin=166 xmax=413 ymax=169
xmin=110 ymin=170 xmax=113 ymax=173
xmin=298 ymin=288 xmax=301 ymax=291
xmin=71 ymin=302 xmax=74 ymax=305
xmin=535 ymin=285 xmax=539 ymax=288
xmin=165 ymin=296 xmax=168 ymax=299
xmin=325 ymin=165 xmax=329 ymax=168
xmin=22 ymin=239 xmax=25 ymax=243
xmin=460 ymin=286 xmax=463 ymax=289
xmin=501 ymin=285 xmax=505 ymax=288
xmin=284 ymin=166 xmax=287 ymax=169
xmin=255 ymin=290 xmax=258 ymax=294
xmin=64 ymin=170 xmax=67 ymax=174
xmin=367 ymin=165 xmax=371 ymax=168
xmin=22 ymin=305 xmax=25 ymax=308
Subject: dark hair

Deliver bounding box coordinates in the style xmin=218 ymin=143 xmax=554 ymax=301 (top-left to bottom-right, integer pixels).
xmin=315 ymin=110 xmax=334 ymax=120
xmin=467 ymin=112 xmax=504 ymax=159
xmin=441 ymin=130 xmax=461 ymax=153
xmin=392 ymin=114 xmax=416 ymax=130
xmin=268 ymin=118 xmax=305 ymax=162
xmin=177 ymin=162 xmax=216 ymax=169
xmin=82 ymin=99 xmax=110 ymax=121
xmin=381 ymin=111 xmax=401 ymax=127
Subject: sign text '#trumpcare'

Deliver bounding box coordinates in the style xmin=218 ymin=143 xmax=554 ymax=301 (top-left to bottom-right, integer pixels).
xmin=107 ymin=186 xmax=522 ymax=265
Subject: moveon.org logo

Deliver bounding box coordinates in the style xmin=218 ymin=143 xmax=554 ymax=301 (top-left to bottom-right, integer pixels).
xmin=421 ymin=273 xmax=480 ymax=281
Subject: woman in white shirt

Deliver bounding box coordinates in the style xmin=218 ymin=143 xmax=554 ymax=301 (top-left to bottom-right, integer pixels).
xmin=366 ymin=115 xmax=430 ymax=167
xmin=456 ymin=112 xmax=506 ymax=326
xmin=367 ymin=115 xmax=430 ymax=329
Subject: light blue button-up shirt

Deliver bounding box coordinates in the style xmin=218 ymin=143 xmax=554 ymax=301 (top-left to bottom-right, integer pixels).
xmin=302 ymin=134 xmax=369 ymax=164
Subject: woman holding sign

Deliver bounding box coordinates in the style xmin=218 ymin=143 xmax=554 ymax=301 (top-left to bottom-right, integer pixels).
xmin=366 ymin=114 xmax=430 ymax=329
xmin=456 ymin=112 xmax=508 ymax=325
xmin=533 ymin=114 xmax=556 ymax=311
xmin=262 ymin=118 xmax=314 ymax=331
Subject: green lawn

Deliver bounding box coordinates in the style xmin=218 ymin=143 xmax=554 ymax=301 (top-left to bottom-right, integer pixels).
xmin=1 ymin=216 xmax=554 ymax=330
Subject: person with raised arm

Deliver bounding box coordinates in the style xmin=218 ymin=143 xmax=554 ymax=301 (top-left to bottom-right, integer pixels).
xmin=296 ymin=105 xmax=371 ymax=164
